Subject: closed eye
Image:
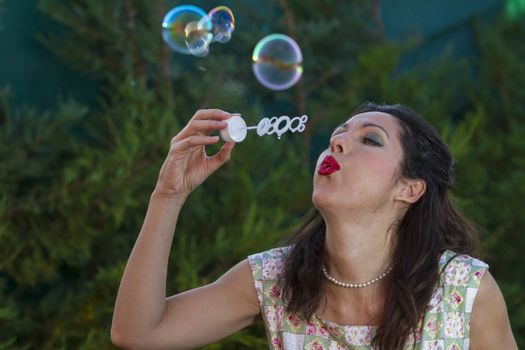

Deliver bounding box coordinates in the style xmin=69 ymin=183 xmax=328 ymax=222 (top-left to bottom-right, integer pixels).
xmin=363 ymin=136 xmax=382 ymax=146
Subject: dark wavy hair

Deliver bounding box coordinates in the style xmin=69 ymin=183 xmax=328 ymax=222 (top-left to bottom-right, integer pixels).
xmin=279 ymin=102 xmax=480 ymax=349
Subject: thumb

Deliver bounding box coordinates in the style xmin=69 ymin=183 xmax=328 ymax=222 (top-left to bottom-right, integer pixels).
xmin=207 ymin=141 xmax=235 ymax=174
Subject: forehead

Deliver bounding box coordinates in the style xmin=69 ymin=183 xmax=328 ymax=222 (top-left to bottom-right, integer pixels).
xmin=342 ymin=111 xmax=400 ymax=131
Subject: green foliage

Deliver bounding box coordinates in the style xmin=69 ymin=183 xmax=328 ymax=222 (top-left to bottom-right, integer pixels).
xmin=0 ymin=0 xmax=3 ymax=30
xmin=505 ymin=0 xmax=525 ymax=20
xmin=0 ymin=0 xmax=523 ymax=349
xmin=457 ymin=17 xmax=525 ymax=346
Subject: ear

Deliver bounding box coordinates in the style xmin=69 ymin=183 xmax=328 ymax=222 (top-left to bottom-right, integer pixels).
xmin=394 ymin=178 xmax=426 ymax=204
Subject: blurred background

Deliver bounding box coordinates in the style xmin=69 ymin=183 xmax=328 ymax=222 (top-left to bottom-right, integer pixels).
xmin=0 ymin=0 xmax=524 ymax=348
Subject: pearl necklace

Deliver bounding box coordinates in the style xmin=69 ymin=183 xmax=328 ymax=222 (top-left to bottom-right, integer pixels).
xmin=321 ymin=263 xmax=393 ymax=288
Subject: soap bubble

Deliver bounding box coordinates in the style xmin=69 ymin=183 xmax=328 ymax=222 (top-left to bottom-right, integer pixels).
xmin=208 ymin=6 xmax=235 ymax=43
xmin=162 ymin=5 xmax=210 ymax=55
xmin=252 ymin=34 xmax=303 ymax=91
xmin=162 ymin=5 xmax=236 ymax=57
xmin=185 ymin=20 xmax=213 ymax=57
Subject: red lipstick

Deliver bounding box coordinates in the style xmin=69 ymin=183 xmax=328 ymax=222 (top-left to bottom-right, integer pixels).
xmin=318 ymin=155 xmax=341 ymax=175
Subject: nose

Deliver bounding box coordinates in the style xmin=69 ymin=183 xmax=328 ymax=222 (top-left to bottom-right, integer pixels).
xmin=329 ymin=135 xmax=345 ymax=154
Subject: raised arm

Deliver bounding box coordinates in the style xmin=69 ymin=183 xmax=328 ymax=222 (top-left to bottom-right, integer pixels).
xmin=469 ymin=270 xmax=518 ymax=350
xmin=111 ymin=109 xmax=261 ymax=349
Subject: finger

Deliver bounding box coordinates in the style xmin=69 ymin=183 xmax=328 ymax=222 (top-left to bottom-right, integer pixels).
xmin=174 ymin=135 xmax=220 ymax=152
xmin=192 ymin=109 xmax=232 ymax=121
xmin=180 ymin=119 xmax=227 ymax=138
xmin=207 ymin=141 xmax=235 ymax=174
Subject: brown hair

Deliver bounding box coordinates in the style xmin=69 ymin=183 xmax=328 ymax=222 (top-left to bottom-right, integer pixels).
xmin=279 ymin=102 xmax=480 ymax=349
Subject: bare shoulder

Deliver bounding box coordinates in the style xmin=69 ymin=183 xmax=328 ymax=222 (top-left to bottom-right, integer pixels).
xmin=470 ymin=270 xmax=518 ymax=349
xmin=214 ymin=258 xmax=261 ymax=310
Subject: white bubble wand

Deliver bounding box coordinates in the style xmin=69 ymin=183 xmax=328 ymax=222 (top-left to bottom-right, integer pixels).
xmin=220 ymin=114 xmax=308 ymax=142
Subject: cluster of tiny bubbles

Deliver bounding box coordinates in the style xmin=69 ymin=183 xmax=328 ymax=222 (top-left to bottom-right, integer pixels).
xmin=252 ymin=34 xmax=303 ymax=91
xmin=162 ymin=5 xmax=235 ymax=58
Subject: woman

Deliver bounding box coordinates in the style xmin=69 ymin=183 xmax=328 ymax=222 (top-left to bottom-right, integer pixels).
xmin=111 ymin=103 xmax=518 ymax=349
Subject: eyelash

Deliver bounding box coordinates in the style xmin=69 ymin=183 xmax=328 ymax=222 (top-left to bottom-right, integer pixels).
xmin=363 ymin=136 xmax=382 ymax=146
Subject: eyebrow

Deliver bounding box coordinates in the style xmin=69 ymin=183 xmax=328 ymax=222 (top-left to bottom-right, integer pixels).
xmin=332 ymin=122 xmax=390 ymax=139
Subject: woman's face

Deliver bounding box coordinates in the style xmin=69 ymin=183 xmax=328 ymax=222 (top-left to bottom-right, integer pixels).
xmin=312 ymin=111 xmax=405 ymax=213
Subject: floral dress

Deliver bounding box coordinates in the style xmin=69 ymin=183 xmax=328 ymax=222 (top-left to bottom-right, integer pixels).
xmin=247 ymin=246 xmax=488 ymax=350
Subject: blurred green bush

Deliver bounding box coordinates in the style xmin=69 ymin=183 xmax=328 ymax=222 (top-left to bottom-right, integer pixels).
xmin=0 ymin=1 xmax=523 ymax=348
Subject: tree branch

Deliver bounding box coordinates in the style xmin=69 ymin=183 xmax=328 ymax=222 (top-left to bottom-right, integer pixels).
xmin=278 ymin=0 xmax=309 ymax=164
xmin=157 ymin=0 xmax=174 ymax=107
xmin=373 ymin=0 xmax=385 ymax=40
xmin=124 ymin=0 xmax=146 ymax=88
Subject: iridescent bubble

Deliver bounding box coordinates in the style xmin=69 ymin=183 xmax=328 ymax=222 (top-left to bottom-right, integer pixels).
xmin=184 ymin=20 xmax=213 ymax=57
xmin=252 ymin=34 xmax=303 ymax=91
xmin=162 ymin=5 xmax=210 ymax=55
xmin=208 ymin=6 xmax=235 ymax=43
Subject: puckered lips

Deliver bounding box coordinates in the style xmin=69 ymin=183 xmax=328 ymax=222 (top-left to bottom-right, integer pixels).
xmin=318 ymin=155 xmax=341 ymax=175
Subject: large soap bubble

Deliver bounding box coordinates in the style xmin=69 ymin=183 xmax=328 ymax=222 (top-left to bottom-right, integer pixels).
xmin=252 ymin=34 xmax=303 ymax=91
xmin=162 ymin=5 xmax=211 ymax=55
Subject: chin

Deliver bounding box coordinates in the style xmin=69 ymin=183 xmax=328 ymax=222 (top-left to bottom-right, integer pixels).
xmin=312 ymin=189 xmax=337 ymax=210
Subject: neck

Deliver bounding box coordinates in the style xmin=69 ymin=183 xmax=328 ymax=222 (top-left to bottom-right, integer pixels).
xmin=321 ymin=208 xmax=396 ymax=286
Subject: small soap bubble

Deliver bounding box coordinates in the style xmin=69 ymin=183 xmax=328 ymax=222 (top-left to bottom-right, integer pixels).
xmin=184 ymin=20 xmax=213 ymax=57
xmin=162 ymin=5 xmax=210 ymax=55
xmin=208 ymin=6 xmax=235 ymax=43
xmin=252 ymin=34 xmax=303 ymax=91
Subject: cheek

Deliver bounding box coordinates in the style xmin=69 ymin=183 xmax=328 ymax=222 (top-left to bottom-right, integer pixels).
xmin=357 ymin=155 xmax=399 ymax=187
xmin=372 ymin=158 xmax=398 ymax=174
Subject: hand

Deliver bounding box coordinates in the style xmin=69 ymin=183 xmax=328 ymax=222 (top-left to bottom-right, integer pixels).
xmin=154 ymin=109 xmax=235 ymax=200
